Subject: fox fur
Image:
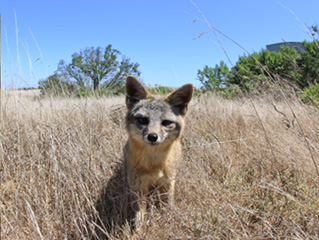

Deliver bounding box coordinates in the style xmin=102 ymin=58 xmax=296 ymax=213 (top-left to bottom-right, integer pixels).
xmin=124 ymin=75 xmax=193 ymax=228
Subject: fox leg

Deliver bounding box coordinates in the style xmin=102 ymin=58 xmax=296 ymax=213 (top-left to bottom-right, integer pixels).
xmin=158 ymin=179 xmax=175 ymax=207
xmin=133 ymin=189 xmax=147 ymax=230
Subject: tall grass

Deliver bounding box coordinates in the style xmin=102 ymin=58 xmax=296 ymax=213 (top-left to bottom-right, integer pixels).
xmin=1 ymin=89 xmax=319 ymax=239
xmin=2 ymin=3 xmax=319 ymax=239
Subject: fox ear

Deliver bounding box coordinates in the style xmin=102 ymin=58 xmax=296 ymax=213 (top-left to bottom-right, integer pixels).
xmin=125 ymin=75 xmax=151 ymax=109
xmin=165 ymin=84 xmax=193 ymax=116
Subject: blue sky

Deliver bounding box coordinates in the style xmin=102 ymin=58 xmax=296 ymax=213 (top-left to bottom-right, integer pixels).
xmin=1 ymin=0 xmax=319 ymax=88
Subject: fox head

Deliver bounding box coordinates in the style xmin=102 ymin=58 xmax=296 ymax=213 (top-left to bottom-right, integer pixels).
xmin=125 ymin=75 xmax=193 ymax=146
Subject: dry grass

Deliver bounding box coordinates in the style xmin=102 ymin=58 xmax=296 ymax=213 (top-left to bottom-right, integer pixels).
xmin=1 ymin=89 xmax=319 ymax=239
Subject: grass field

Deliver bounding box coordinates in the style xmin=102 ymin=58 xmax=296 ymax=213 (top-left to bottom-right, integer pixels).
xmin=1 ymin=89 xmax=319 ymax=239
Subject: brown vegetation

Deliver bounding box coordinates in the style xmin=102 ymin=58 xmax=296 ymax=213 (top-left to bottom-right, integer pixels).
xmin=1 ymin=90 xmax=319 ymax=239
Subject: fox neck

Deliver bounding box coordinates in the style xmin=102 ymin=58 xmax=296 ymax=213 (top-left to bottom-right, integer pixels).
xmin=127 ymin=137 xmax=178 ymax=173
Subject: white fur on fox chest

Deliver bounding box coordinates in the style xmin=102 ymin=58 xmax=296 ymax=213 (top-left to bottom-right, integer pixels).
xmin=127 ymin=162 xmax=172 ymax=191
xmin=138 ymin=169 xmax=166 ymax=189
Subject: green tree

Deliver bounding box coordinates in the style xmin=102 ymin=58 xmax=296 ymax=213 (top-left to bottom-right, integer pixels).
xmin=58 ymin=45 xmax=140 ymax=91
xmin=229 ymin=52 xmax=264 ymax=91
xmin=197 ymin=61 xmax=229 ymax=90
xmin=299 ymin=40 xmax=319 ymax=87
xmin=260 ymin=46 xmax=302 ymax=86
xmin=230 ymin=47 xmax=302 ymax=90
xmin=199 ymin=40 xmax=319 ymax=96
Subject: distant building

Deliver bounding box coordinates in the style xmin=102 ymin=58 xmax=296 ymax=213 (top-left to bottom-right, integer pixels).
xmin=266 ymin=42 xmax=305 ymax=53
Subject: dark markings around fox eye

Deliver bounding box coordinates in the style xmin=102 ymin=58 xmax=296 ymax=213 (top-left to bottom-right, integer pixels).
xmin=162 ymin=120 xmax=173 ymax=127
xmin=137 ymin=117 xmax=149 ymax=125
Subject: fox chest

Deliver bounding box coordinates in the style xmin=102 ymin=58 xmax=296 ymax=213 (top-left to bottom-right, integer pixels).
xmin=139 ymin=170 xmax=166 ymax=188
xmin=126 ymin=141 xmax=178 ymax=189
xmin=127 ymin=164 xmax=168 ymax=190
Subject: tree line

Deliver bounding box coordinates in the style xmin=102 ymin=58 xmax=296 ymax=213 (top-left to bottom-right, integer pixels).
xmin=196 ymin=26 xmax=319 ymax=106
xmin=198 ymin=40 xmax=319 ymax=92
xmin=39 ymin=29 xmax=319 ymax=106
xmin=196 ymin=39 xmax=319 ymax=105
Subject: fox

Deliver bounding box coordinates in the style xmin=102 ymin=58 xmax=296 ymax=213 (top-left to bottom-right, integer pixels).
xmin=124 ymin=75 xmax=193 ymax=228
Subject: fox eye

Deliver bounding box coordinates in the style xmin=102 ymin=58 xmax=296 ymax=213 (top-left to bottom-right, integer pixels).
xmin=137 ymin=117 xmax=149 ymax=125
xmin=162 ymin=120 xmax=173 ymax=127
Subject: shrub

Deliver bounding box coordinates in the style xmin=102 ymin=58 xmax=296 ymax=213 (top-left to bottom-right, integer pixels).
xmin=75 ymin=89 xmax=122 ymax=98
xmin=38 ymin=73 xmax=78 ymax=97
xmin=147 ymin=86 xmax=173 ymax=94
xmin=300 ymin=83 xmax=319 ymax=107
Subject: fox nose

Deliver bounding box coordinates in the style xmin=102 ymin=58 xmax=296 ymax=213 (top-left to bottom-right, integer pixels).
xmin=147 ymin=133 xmax=158 ymax=143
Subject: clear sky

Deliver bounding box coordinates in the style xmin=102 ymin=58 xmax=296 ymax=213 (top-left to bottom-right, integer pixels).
xmin=1 ymin=0 xmax=319 ymax=88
